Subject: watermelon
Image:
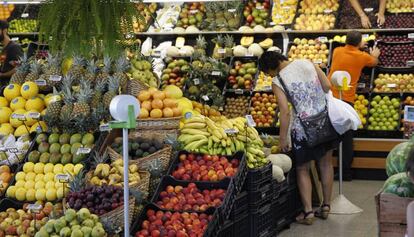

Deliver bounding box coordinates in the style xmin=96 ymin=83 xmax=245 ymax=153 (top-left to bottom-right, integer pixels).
xmin=386 ymin=141 xmax=414 ymax=177
xmin=383 ymin=172 xmax=414 ymax=197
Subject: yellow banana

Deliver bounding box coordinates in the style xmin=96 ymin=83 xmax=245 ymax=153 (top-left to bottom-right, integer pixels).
xmin=211 ymin=135 xmax=220 ymax=143
xmin=180 ymin=129 xmax=210 ymax=136
xmin=183 ymin=122 xmax=206 ymax=129
xmin=182 ymin=134 xmax=208 ymax=144
xmin=184 ymin=116 xmax=205 ymax=124
xmin=94 ymin=164 xmax=103 ymax=176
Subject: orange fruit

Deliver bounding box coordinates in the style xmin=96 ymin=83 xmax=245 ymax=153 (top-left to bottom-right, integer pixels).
xmin=151 ymin=99 xmax=164 ymax=110
xmin=141 ymin=101 xmax=152 ymax=111
xmin=172 ymin=107 xmax=182 ymax=117
xmin=0 ymin=165 xmax=10 ymax=173
xmin=150 ymin=109 xmax=163 ymax=118
xmin=138 ymin=90 xmax=151 ymax=102
xmin=163 ymin=98 xmax=177 ymax=108
xmin=163 ymin=108 xmax=174 ymax=118
xmin=153 ymin=91 xmax=166 ymax=100
xmin=139 ymin=108 xmax=149 ymax=119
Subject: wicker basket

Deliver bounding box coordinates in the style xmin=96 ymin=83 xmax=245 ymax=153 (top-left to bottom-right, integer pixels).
xmin=127 ymin=79 xmax=149 ymax=97
xmin=100 ymin=197 xmax=136 ymax=233
xmin=136 ymin=117 xmax=182 ymax=130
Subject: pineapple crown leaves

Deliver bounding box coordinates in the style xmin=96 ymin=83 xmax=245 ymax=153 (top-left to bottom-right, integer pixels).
xmin=77 ymin=80 xmax=93 ymax=103
xmin=29 ymin=61 xmax=43 ymax=74
xmin=195 ymin=35 xmax=207 ymax=50
xmin=224 ymin=34 xmax=234 ymax=48
xmin=212 ymin=35 xmax=225 ymax=47
xmin=72 ymin=55 xmax=86 ymax=68
xmin=148 ymin=159 xmax=163 ymax=177
xmin=115 ymin=56 xmax=130 ymax=73
xmin=94 ymin=79 xmax=107 ymax=93
xmin=92 ymin=150 xmax=109 ymax=167
xmin=69 ymin=169 xmax=86 ymax=192
xmin=86 ymin=59 xmax=98 ymax=74
xmin=107 ymin=75 xmax=121 ymax=93
xmin=101 ymin=56 xmax=113 ymax=73
xmin=165 ymin=133 xmax=182 ymax=152
xmin=73 ymin=114 xmax=93 ymax=134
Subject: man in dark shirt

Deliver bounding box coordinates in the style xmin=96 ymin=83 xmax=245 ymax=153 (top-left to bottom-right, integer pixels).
xmin=0 ymin=20 xmax=23 ymax=89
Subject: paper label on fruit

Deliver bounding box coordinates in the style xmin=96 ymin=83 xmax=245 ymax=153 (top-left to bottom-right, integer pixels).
xmin=246 ymin=115 xmax=256 ymax=127
xmin=318 ymin=37 xmax=328 ymax=43
xmin=211 ymin=71 xmax=221 ymax=76
xmin=202 ymin=95 xmax=209 ymax=101
xmin=218 ymin=48 xmax=226 ymax=54
xmin=228 ymin=9 xmax=236 ymax=13
xmin=11 ymin=37 xmax=19 ymax=42
xmin=28 ymin=112 xmax=40 ymax=119
xmin=313 ymin=59 xmax=323 ymax=64
xmin=235 ymin=89 xmax=243 ymax=94
xmin=77 ymin=147 xmax=91 ymax=155
xmin=11 ymin=113 xmax=26 ymax=120
xmin=364 ymin=8 xmax=374 ymax=12
xmin=387 ymin=83 xmax=397 ymax=88
xmin=407 ymin=61 xmax=414 ymax=67
xmin=35 ymin=79 xmax=47 ymax=86
xmin=49 ymin=75 xmax=62 ymax=82
xmin=189 ymin=9 xmax=198 ymax=14
xmin=28 ymin=204 xmax=42 ymax=212
xmin=324 ymin=9 xmax=333 ymax=14
xmin=256 ymin=5 xmax=264 ymax=10
xmin=224 ymin=128 xmax=238 ymax=134
xmin=357 ymin=83 xmax=365 ymax=88
xmin=56 ymin=174 xmax=70 ymax=183
xmin=245 ymin=52 xmax=254 ymax=57
xmin=99 ymin=124 xmax=111 ymax=132
xmin=193 ymin=78 xmax=200 ymax=85
xmin=408 ymin=33 xmax=414 ymax=39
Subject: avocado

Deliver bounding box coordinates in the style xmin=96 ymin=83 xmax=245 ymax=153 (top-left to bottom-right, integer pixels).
xmin=135 ymin=149 xmax=143 ymax=158
xmin=148 ymin=147 xmax=156 ymax=154
xmin=28 ymin=150 xmax=40 ymax=163
xmin=142 ymin=152 xmax=149 ymax=157
xmin=49 ymin=153 xmax=61 ymax=164
xmin=140 ymin=143 xmax=150 ymax=151
xmin=39 ymin=152 xmax=50 ymax=163
xmin=61 ymin=153 xmax=72 ymax=165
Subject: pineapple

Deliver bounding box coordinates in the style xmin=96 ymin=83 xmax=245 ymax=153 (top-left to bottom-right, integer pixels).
xmin=59 ymin=104 xmax=74 ymax=134
xmin=194 ymin=35 xmax=207 ymax=56
xmin=60 ymin=76 xmax=75 ymax=120
xmin=71 ymin=80 xmax=93 ymax=118
xmin=67 ymin=56 xmax=85 ymax=85
xmin=212 ymin=35 xmax=225 ymax=59
xmin=45 ymin=53 xmax=63 ymax=87
xmin=25 ymin=61 xmax=42 ymax=81
xmin=84 ymin=59 xmax=98 ymax=84
xmin=10 ymin=53 xmax=29 ymax=85
xmin=91 ymin=79 xmax=107 ymax=110
xmin=224 ymin=34 xmax=234 ymax=58
xmin=69 ymin=169 xmax=86 ymax=193
xmin=148 ymin=159 xmax=163 ymax=198
xmin=96 ymin=56 xmax=112 ymax=82
xmin=45 ymin=87 xmax=62 ymax=121
xmin=103 ymin=75 xmax=120 ymax=108
xmin=113 ymin=57 xmax=130 ymax=94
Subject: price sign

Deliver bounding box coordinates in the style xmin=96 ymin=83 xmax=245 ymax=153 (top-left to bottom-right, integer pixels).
xmin=99 ymin=124 xmax=111 ymax=132
xmin=228 ymin=9 xmax=236 ymax=13
xmin=235 ymin=89 xmax=243 ymax=94
xmin=27 ymin=204 xmax=42 ymax=212
xmin=193 ymin=78 xmax=200 ymax=85
xmin=0 ymin=147 xmax=5 ymax=152
xmin=49 ymin=75 xmax=62 ymax=82
xmin=28 ymin=112 xmax=40 ymax=119
xmin=408 ymin=33 xmax=414 ymax=39
xmin=219 ymin=106 xmax=224 ymax=112
xmin=387 ymin=83 xmax=397 ymax=88
xmin=404 ymin=106 xmax=414 ymax=122
xmin=256 ymin=5 xmax=264 ymax=10
xmin=362 ymin=34 xmax=369 ymax=40
xmin=245 ymin=52 xmax=254 ymax=57
xmin=324 ymin=9 xmax=333 ymax=14
xmin=189 ymin=9 xmax=198 ymax=14
xmin=218 ymin=48 xmax=226 ymax=54
xmin=35 ymin=79 xmax=47 ymax=86
xmin=364 ymin=8 xmax=374 ymax=12
xmin=211 ymin=71 xmax=221 ymax=76
xmin=202 ymin=95 xmax=209 ymax=101
xmin=21 ymin=13 xmax=29 ymax=18
xmin=263 ymin=85 xmax=272 ymax=91
xmin=318 ymin=36 xmax=328 ymax=43
xmin=313 ymin=59 xmax=322 ymax=64
xmin=6 ymin=147 xmax=18 ymax=153
xmin=56 ymin=174 xmax=70 ymax=183
xmin=11 ymin=37 xmax=19 ymax=42
xmin=164 ymin=28 xmax=173 ymax=32
xmin=11 ymin=113 xmax=26 ymax=120
xmin=357 ymin=83 xmax=366 ymax=89
xmin=270 ymin=21 xmax=277 ymax=25
xmin=152 ymin=50 xmax=161 ymax=58
xmin=224 ymin=128 xmax=238 ymax=134
xmin=246 ymin=115 xmax=256 ymax=127
xmin=76 ymin=147 xmax=91 ymax=155
xmin=407 ymin=60 xmax=414 ymax=67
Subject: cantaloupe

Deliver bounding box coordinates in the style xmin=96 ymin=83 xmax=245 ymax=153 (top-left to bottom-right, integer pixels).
xmin=272 ymin=165 xmax=285 ymax=182
xmin=267 ymin=154 xmax=292 ymax=173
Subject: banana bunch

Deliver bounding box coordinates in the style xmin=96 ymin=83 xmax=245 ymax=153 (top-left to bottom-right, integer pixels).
xmin=179 ymin=115 xmax=269 ymax=169
xmin=90 ymin=160 xmax=141 ymax=186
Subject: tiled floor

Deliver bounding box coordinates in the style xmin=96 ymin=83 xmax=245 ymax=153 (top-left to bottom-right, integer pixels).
xmin=278 ymin=180 xmax=384 ymax=237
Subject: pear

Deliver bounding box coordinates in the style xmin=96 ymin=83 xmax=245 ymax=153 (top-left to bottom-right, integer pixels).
xmin=44 ymin=220 xmax=55 ymax=233
xmin=77 ymin=208 xmax=91 ymax=222
xmin=34 ymin=228 xmax=49 ymax=237
xmin=82 ymin=219 xmax=95 ymax=228
xmin=71 ymin=229 xmax=83 ymax=237
xmin=54 ymin=219 xmax=67 ymax=233
xmin=65 ymin=209 xmax=77 ymax=222
xmin=81 ymin=227 xmax=92 ymax=237
xmin=91 ymin=226 xmax=105 ymax=237
xmin=60 ymin=227 xmax=72 ymax=237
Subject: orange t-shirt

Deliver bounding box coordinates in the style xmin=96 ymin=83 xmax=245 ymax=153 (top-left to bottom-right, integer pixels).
xmin=328 ymin=45 xmax=377 ymax=103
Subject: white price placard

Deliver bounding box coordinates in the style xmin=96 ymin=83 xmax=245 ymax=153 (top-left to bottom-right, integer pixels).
xmin=218 ymin=48 xmax=226 ymax=54
xmin=313 ymin=59 xmax=323 ymax=64
xmin=56 ymin=174 xmax=70 ymax=183
xmin=28 ymin=204 xmax=42 ymax=212
xmin=76 ymin=147 xmax=91 ymax=155
xmin=193 ymin=78 xmax=200 ymax=85
xmin=256 ymin=5 xmax=264 ymax=10
xmin=235 ymin=89 xmax=243 ymax=94
xmin=6 ymin=147 xmax=18 ymax=153
xmin=364 ymin=8 xmax=374 ymax=12
xmin=407 ymin=60 xmax=414 ymax=67
xmin=405 ymin=106 xmax=414 ymax=122
xmin=35 ymin=79 xmax=47 ymax=86
xmin=246 ymin=115 xmax=256 ymax=127
xmin=324 ymin=9 xmax=333 ymax=14
xmin=228 ymin=9 xmax=236 ymax=13
xmin=245 ymin=52 xmax=254 ymax=57
xmin=189 ymin=9 xmax=199 ymax=14
xmin=11 ymin=37 xmax=19 ymax=41
xmin=224 ymin=128 xmax=238 ymax=134
xmin=318 ymin=37 xmax=328 ymax=43
xmin=357 ymin=83 xmax=366 ymax=89
xmin=21 ymin=13 xmax=29 ymax=18
xmin=211 ymin=71 xmax=221 ymax=76
xmin=202 ymin=95 xmax=209 ymax=101
xmin=387 ymin=84 xmax=397 ymax=88
xmin=408 ymin=33 xmax=414 ymax=39
xmin=49 ymin=75 xmax=62 ymax=82
xmin=99 ymin=124 xmax=111 ymax=132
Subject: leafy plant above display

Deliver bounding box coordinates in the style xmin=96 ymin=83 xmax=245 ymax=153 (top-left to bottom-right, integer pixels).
xmin=38 ymin=0 xmax=137 ymax=57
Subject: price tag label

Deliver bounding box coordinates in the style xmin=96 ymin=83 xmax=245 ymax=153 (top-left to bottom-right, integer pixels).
xmin=211 ymin=71 xmax=221 ymax=76
xmin=21 ymin=13 xmax=29 ymax=18
xmin=27 ymin=204 xmax=42 ymax=212
xmin=256 ymin=5 xmax=264 ymax=10
xmin=324 ymin=9 xmax=333 ymax=14
xmin=11 ymin=37 xmax=19 ymax=41
xmin=76 ymin=147 xmax=91 ymax=155
xmin=407 ymin=60 xmax=414 ymax=67
xmin=246 ymin=115 xmax=256 ymax=127
xmin=362 ymin=34 xmax=369 ymax=40
xmin=193 ymin=78 xmax=200 ymax=85
xmin=35 ymin=79 xmax=47 ymax=86
xmin=164 ymin=28 xmax=173 ymax=32
xmin=387 ymin=83 xmax=397 ymax=88
xmin=6 ymin=147 xmax=18 ymax=153
xmin=364 ymin=8 xmax=374 ymax=12
xmin=49 ymin=75 xmax=62 ymax=82
xmin=99 ymin=124 xmax=111 ymax=132
xmin=318 ymin=36 xmax=328 ymax=43
xmin=228 ymin=8 xmax=236 ymax=13
xmin=408 ymin=33 xmax=414 ymax=39
xmin=357 ymin=83 xmax=366 ymax=89
xmin=189 ymin=9 xmax=198 ymax=14
xmin=270 ymin=21 xmax=277 ymax=25
xmin=224 ymin=128 xmax=238 ymax=134
xmin=202 ymin=95 xmax=209 ymax=101
xmin=313 ymin=59 xmax=323 ymax=64
xmin=245 ymin=52 xmax=254 ymax=57
xmin=0 ymin=147 xmax=6 ymax=152
xmin=218 ymin=48 xmax=226 ymax=54
xmin=235 ymin=89 xmax=243 ymax=94
xmin=282 ymin=6 xmax=291 ymax=10
xmin=404 ymin=106 xmax=414 ymax=122
xmin=263 ymin=85 xmax=272 ymax=91
xmin=152 ymin=50 xmax=161 ymax=58
xmin=56 ymin=174 xmax=70 ymax=183
xmin=28 ymin=112 xmax=40 ymax=119
xmin=11 ymin=113 xmax=26 ymax=120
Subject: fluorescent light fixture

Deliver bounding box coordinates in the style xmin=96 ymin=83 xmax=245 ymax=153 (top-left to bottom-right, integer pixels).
xmin=2 ymin=0 xmax=43 ymax=4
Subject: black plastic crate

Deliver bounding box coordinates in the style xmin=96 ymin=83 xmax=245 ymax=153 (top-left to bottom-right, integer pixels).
xmin=217 ymin=220 xmax=233 ymax=237
xmin=248 ymin=181 xmax=273 ymax=209
xmin=167 ymin=150 xmax=247 ymax=194
xmin=229 ymin=191 xmax=248 ymax=221
xmin=245 ymin=162 xmax=272 ymax=192
xmin=288 ymin=186 xmax=302 ymax=220
xmin=273 ymin=178 xmax=289 ymax=201
xmin=249 ymin=203 xmax=274 ymax=237
xmin=272 ymin=192 xmax=291 ymax=227
xmin=233 ymin=212 xmax=249 ymax=237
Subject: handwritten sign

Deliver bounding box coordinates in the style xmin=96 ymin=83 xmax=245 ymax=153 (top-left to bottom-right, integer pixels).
xmin=76 ymin=147 xmax=91 ymax=155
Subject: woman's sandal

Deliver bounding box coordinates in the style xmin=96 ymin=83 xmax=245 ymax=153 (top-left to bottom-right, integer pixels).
xmin=315 ymin=204 xmax=331 ymax=220
xmin=296 ymin=211 xmax=315 ymax=225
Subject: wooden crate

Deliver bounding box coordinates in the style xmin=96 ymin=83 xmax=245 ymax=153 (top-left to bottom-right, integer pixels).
xmin=375 ymin=190 xmax=414 ymax=237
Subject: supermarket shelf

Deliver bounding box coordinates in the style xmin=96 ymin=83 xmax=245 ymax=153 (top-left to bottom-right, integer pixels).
xmin=333 ymin=157 xmax=386 ymax=169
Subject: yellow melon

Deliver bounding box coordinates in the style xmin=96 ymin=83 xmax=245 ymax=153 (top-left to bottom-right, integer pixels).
xmin=20 ymin=81 xmax=39 ymax=99
xmin=3 ymin=84 xmax=21 ymax=101
xmin=25 ymin=96 xmax=45 ymax=111
xmin=10 ymin=97 xmax=26 ymax=111
xmin=0 ymin=107 xmax=12 ymax=123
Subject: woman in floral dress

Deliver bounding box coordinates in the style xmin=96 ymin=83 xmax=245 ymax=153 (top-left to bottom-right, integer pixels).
xmin=259 ymin=51 xmax=339 ymax=225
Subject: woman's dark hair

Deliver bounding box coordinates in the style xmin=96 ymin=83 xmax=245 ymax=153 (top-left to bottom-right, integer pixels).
xmin=346 ymin=30 xmax=362 ymax=47
xmin=258 ymin=51 xmax=288 ymax=73
xmin=0 ymin=20 xmax=8 ymax=30
xmin=406 ymin=147 xmax=414 ymax=179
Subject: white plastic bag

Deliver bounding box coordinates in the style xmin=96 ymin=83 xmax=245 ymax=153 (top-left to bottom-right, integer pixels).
xmin=326 ymin=91 xmax=361 ymax=135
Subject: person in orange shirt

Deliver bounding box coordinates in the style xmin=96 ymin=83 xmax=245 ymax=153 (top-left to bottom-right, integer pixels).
xmin=328 ymin=30 xmax=380 ymax=181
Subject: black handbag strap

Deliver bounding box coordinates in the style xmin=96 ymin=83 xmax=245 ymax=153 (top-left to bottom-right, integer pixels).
xmin=276 ymin=75 xmax=299 ymax=114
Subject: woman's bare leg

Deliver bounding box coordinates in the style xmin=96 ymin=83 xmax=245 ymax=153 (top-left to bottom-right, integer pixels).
xmin=318 ymin=150 xmax=334 ymax=205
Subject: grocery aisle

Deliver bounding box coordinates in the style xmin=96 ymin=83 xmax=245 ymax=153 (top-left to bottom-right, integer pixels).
xmin=279 ymin=180 xmax=383 ymax=237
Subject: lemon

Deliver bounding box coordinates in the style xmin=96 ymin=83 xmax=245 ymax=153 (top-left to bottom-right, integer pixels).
xmin=3 ymin=84 xmax=21 ymax=101
xmin=43 ymin=163 xmax=54 ymax=174
xmin=34 ymin=181 xmax=45 ymax=189
xmin=34 ymin=163 xmax=45 ymax=174
xmin=6 ymin=185 xmax=17 ymax=198
xmin=53 ymin=164 xmax=63 ymax=174
xmin=35 ymin=188 xmax=46 ymax=201
xmin=56 ymin=187 xmax=64 ymax=199
xmin=15 ymin=180 xmax=25 ymax=188
xmin=20 ymin=81 xmax=39 ymax=99
xmin=0 ymin=123 xmax=14 ymax=135
xmin=0 ymin=107 xmax=12 ymax=123
xmin=23 ymin=162 xmax=35 ymax=173
xmin=44 ymin=172 xmax=55 ymax=182
xmin=46 ymin=188 xmax=57 ymax=201
xmin=45 ymin=181 xmax=55 ymax=189
xmin=26 ymin=189 xmax=36 ymax=201
xmin=15 ymin=187 xmax=27 ymax=201
xmin=63 ymin=164 xmax=74 ymax=174
xmin=15 ymin=171 xmax=25 ymax=181
xmin=10 ymin=97 xmax=26 ymax=111
xmin=24 ymin=180 xmax=35 ymax=189
xmin=35 ymin=174 xmax=45 ymax=182
xmin=25 ymin=96 xmax=45 ymax=112
xmin=0 ymin=97 xmax=8 ymax=107
xmin=73 ymin=164 xmax=84 ymax=175
xmin=14 ymin=125 xmax=29 ymax=137
xmin=25 ymin=172 xmax=36 ymax=181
